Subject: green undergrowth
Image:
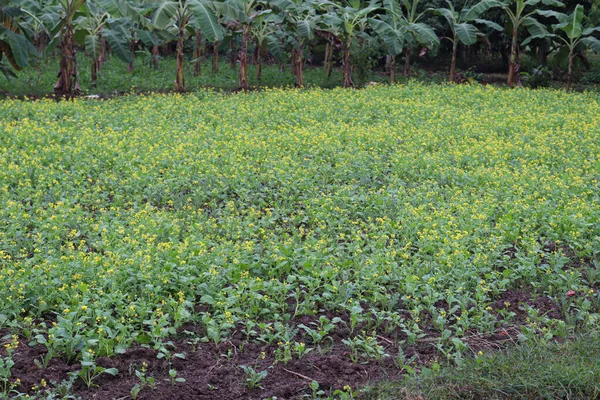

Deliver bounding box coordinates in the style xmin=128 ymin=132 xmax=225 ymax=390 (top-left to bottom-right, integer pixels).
xmin=0 ymin=53 xmax=388 ymax=98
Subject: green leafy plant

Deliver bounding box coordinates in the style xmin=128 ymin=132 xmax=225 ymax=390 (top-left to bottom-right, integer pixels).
xmin=0 ymin=335 xmax=18 ymax=397
xmin=524 ymin=4 xmax=600 ymax=90
xmin=240 ymin=365 xmax=268 ymax=389
xmin=342 ymin=332 xmax=388 ymax=363
xmin=431 ymin=0 xmax=502 ymax=82
xmin=169 ymin=368 xmax=186 ymax=385
xmin=78 ymin=348 xmax=119 ymax=388
xmin=134 ymin=362 xmax=156 ymax=391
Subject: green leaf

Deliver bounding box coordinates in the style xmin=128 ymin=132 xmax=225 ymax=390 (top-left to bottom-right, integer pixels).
xmin=104 ymin=368 xmax=119 ymax=376
xmin=189 ymin=0 xmax=224 ymax=43
xmin=524 ymin=0 xmax=542 ymax=7
xmin=103 ymin=29 xmax=131 ymax=63
xmin=560 ymin=4 xmax=583 ymax=39
xmin=200 ymin=294 xmax=215 ymax=305
xmin=522 ymin=17 xmax=549 ymax=37
xmin=383 ymin=0 xmax=402 ymax=17
xmin=474 ymin=19 xmax=503 ymax=31
xmin=85 ymin=33 xmax=101 ymax=60
xmin=152 ymin=1 xmax=178 ymax=29
xmin=296 ymin=19 xmax=314 ymax=39
xmin=581 ymin=36 xmax=600 ymax=52
xmin=138 ymin=30 xmax=160 ymax=47
xmin=461 ymin=0 xmax=502 ymax=22
xmin=433 ymin=7 xmax=456 ymax=28
xmin=212 ymin=2 xmax=248 ymax=24
xmin=455 ymin=23 xmax=478 ymax=45
xmin=408 ymin=22 xmax=439 ymax=47
xmin=525 ymin=0 xmax=564 ymax=6
xmin=0 ymin=27 xmax=37 ymax=68
xmin=521 ymin=32 xmax=555 ymax=46
xmin=535 ymin=9 xmax=566 ymax=21
xmin=369 ymin=17 xmax=404 ymax=55
xmin=136 ymin=334 xmax=152 ymax=344
xmin=540 ymin=0 xmax=564 ymax=6
xmin=265 ymin=35 xmax=284 ymax=60
xmin=582 ymin=27 xmax=600 ymax=36
xmin=268 ymin=0 xmax=295 ymax=12
xmin=96 ymin=0 xmax=121 ymax=16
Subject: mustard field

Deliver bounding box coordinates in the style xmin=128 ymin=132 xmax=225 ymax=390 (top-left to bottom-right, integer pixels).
xmin=0 ymin=84 xmax=599 ymax=397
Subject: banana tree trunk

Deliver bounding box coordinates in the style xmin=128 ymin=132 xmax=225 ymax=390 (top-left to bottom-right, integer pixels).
xmin=127 ymin=36 xmax=135 ymax=73
xmin=91 ymin=58 xmax=98 ymax=86
xmin=507 ymin=28 xmax=518 ymax=87
xmin=385 ymin=54 xmax=391 ymax=75
xmin=450 ymin=36 xmax=458 ymax=82
xmin=152 ymin=45 xmax=159 ymax=69
xmin=324 ymin=42 xmax=331 ymax=71
xmin=326 ymin=42 xmax=334 ymax=78
xmin=295 ymin=43 xmax=303 ymax=87
xmin=98 ymin=33 xmax=106 ymax=73
xmin=230 ymin=40 xmax=236 ymax=69
xmin=342 ymin=41 xmax=353 ymax=88
xmin=537 ymin=39 xmax=549 ymax=66
xmin=256 ymin=46 xmax=263 ymax=81
xmin=567 ymin=49 xmax=573 ymax=92
xmin=404 ymin=46 xmax=411 ymax=77
xmin=54 ymin=23 xmax=79 ymax=95
xmin=390 ymin=55 xmax=396 ymax=84
xmin=252 ymin=39 xmax=259 ymax=64
xmin=291 ymin=48 xmax=297 ymax=76
xmin=212 ymin=41 xmax=219 ymax=73
xmin=194 ymin=31 xmax=202 ymax=77
xmin=175 ymin=27 xmax=185 ymax=92
xmin=238 ymin=26 xmax=249 ymax=89
xmin=34 ymin=32 xmax=48 ymax=54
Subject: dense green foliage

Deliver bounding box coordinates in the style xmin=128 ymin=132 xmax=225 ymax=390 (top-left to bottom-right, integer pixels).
xmin=1 ymin=85 xmax=599 ymax=396
xmin=2 ymin=0 xmax=600 ymax=91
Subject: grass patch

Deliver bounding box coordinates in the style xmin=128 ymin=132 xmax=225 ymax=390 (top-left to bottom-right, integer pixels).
xmin=0 ymin=53 xmax=389 ymax=98
xmin=364 ymin=332 xmax=600 ymax=399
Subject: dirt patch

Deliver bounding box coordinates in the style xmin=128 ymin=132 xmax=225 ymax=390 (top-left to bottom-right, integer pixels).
xmin=8 ymin=335 xmax=404 ymax=400
xmin=492 ymin=290 xmax=563 ymax=322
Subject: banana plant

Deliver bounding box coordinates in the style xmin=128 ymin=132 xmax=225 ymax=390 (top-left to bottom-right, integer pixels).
xmin=99 ymin=0 xmax=156 ymax=73
xmin=269 ymin=0 xmax=320 ymax=87
xmin=319 ymin=24 xmax=342 ymax=79
xmin=73 ymin=7 xmax=109 ymax=85
xmin=432 ymin=0 xmax=502 ymax=82
xmin=213 ymin=0 xmax=271 ymax=89
xmin=322 ymin=0 xmax=380 ymax=87
xmin=369 ymin=0 xmax=406 ymax=83
xmin=138 ymin=29 xmax=170 ymax=70
xmin=43 ymin=0 xmax=88 ymax=95
xmin=524 ymin=4 xmax=600 ymax=91
xmin=250 ymin=13 xmax=282 ymax=81
xmin=499 ymin=0 xmax=564 ymax=87
xmin=395 ymin=0 xmax=439 ymax=76
xmin=0 ymin=0 xmax=39 ymax=78
xmin=151 ymin=0 xmax=223 ymax=92
xmin=73 ymin=1 xmax=132 ymax=85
